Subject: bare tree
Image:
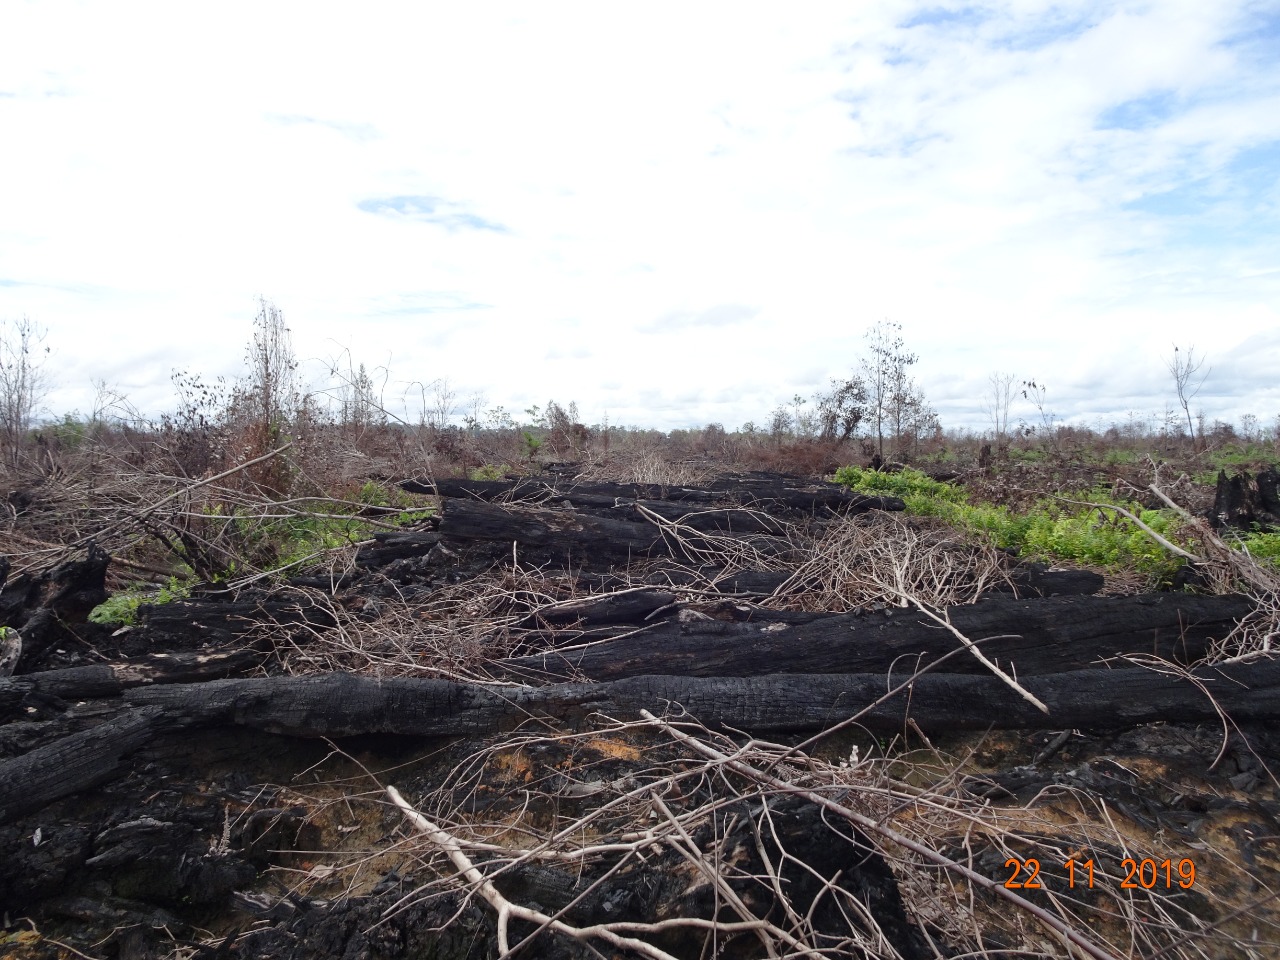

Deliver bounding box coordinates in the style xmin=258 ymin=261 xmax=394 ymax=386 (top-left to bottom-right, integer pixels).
xmin=983 ymin=372 xmax=1016 ymax=441
xmin=1165 ymin=344 xmax=1210 ymax=448
xmin=1020 ymin=379 xmax=1057 ymax=451
xmin=0 ymin=316 xmax=51 ymax=468
xmin=463 ymin=391 xmax=486 ymax=435
xmin=429 ymin=379 xmax=457 ymax=431
xmin=862 ymin=320 xmax=917 ymax=458
xmin=790 ymin=394 xmax=810 ymax=438
xmin=240 ymin=298 xmax=299 ymax=430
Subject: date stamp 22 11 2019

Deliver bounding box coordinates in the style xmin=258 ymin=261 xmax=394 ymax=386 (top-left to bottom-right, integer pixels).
xmin=1004 ymin=857 xmax=1197 ymax=891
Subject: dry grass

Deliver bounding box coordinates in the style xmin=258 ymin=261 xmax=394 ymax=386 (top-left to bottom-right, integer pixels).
xmin=767 ymin=512 xmax=1014 ymax=613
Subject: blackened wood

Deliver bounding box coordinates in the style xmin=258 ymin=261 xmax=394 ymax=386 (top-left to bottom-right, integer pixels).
xmin=1 ymin=544 xmax=111 ymax=673
xmin=495 ymin=593 xmax=1255 ymax=682
xmin=519 ymin=588 xmax=677 ymax=627
xmin=354 ymin=531 xmax=443 ymax=568
xmin=1005 ymin=564 xmax=1105 ymax=598
xmin=139 ymin=596 xmax=337 ymax=647
xmin=1211 ymin=468 xmax=1280 ymax=531
xmin=409 ymin=473 xmax=905 ymax=517
xmin=403 ymin=477 xmax=548 ymax=500
xmin=122 ymin=659 xmax=1280 ymax=739
xmin=9 ymin=654 xmax=1279 ymax=822
xmin=0 ymin=706 xmax=163 ymax=823
xmin=438 ymin=498 xmax=664 ymax=561
xmin=0 ymin=648 xmax=259 ymax=720
xmin=628 ymin=500 xmax=788 ymax=533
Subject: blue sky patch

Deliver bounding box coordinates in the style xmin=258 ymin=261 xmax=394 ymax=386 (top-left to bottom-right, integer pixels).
xmin=1096 ymin=91 xmax=1179 ymax=131
xmin=991 ymin=11 xmax=1096 ymax=51
xmin=1124 ymin=183 xmax=1211 ymax=219
xmin=1226 ymin=140 xmax=1280 ymax=196
xmin=358 ymin=195 xmax=508 ymax=232
xmin=900 ymin=6 xmax=987 ymax=30
xmin=1219 ymin=6 xmax=1280 ymax=63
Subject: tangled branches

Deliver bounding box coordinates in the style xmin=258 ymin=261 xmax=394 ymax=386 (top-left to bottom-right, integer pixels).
xmin=374 ymin=711 xmax=1264 ymax=959
xmin=768 ymin=512 xmax=1013 ymax=613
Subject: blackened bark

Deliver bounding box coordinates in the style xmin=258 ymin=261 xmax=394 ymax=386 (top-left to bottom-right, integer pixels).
xmin=496 ymin=593 xmax=1254 ymax=682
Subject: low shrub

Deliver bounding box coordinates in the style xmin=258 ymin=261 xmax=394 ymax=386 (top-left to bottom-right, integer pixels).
xmin=90 ymin=576 xmax=193 ymax=627
xmin=834 ymin=466 xmax=1186 ymax=577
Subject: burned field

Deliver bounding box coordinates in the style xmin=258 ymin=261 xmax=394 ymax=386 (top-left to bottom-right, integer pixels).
xmin=3 ymin=468 xmax=1280 ymax=959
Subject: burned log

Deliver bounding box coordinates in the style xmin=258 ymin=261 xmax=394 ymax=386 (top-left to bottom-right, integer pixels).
xmin=1210 ymin=467 xmax=1280 ymax=531
xmin=138 ymin=594 xmax=337 ymax=648
xmin=0 ymin=706 xmax=164 ymax=824
xmin=436 ymin=498 xmax=805 ymax=570
xmin=121 ymin=660 xmax=1280 ymax=737
xmin=410 ymin=472 xmax=906 ymax=517
xmin=0 ymin=647 xmax=260 ymax=721
xmin=1005 ymin=562 xmax=1105 ymax=597
xmin=0 ymin=543 xmax=111 ymax=673
xmin=353 ymin=530 xmax=442 ymax=567
xmin=438 ymin=498 xmax=664 ymax=562
xmin=8 ymin=657 xmax=1280 ymax=824
xmin=517 ymin=587 xmax=677 ymax=627
xmin=496 ymin=592 xmax=1255 ymax=682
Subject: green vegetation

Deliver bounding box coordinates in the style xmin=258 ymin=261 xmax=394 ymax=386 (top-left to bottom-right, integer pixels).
xmin=469 ymin=463 xmax=507 ymax=481
xmin=1227 ymin=527 xmax=1280 ymax=566
xmin=833 ymin=465 xmax=966 ymax=509
xmin=89 ymin=480 xmax=434 ymax=624
xmin=834 ymin=465 xmax=1187 ymax=576
xmin=89 ymin=576 xmax=194 ymax=627
xmin=218 ymin=482 xmax=433 ymax=574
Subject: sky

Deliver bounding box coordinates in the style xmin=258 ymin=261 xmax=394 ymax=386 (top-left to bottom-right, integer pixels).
xmin=1 ymin=1 xmax=1278 ymax=435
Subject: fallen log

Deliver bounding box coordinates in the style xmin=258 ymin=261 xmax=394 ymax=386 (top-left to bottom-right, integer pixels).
xmin=438 ymin=498 xmax=664 ymax=562
xmin=5 ymin=657 xmax=1280 ymax=825
xmin=517 ymin=587 xmax=677 ymax=627
xmin=0 ymin=706 xmax=164 ymax=823
xmin=354 ymin=531 xmax=442 ymax=567
xmin=138 ymin=595 xmax=337 ymax=647
xmin=124 ymin=660 xmax=1280 ymax=736
xmin=496 ymin=592 xmax=1255 ymax=681
xmin=0 ymin=647 xmax=260 ymax=720
xmin=411 ymin=473 xmax=905 ymax=516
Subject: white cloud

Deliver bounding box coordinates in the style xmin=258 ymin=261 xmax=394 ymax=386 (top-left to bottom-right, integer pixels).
xmin=0 ymin=1 xmax=1276 ymax=433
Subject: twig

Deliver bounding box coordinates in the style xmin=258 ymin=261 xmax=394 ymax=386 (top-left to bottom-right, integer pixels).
xmin=641 ymin=710 xmax=1123 ymax=960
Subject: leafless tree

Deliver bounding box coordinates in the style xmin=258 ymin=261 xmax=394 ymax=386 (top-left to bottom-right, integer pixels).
xmin=790 ymin=393 xmax=810 ymax=438
xmin=983 ymin=372 xmax=1016 ymax=441
xmin=429 ymin=379 xmax=457 ymax=431
xmin=0 ymin=316 xmax=51 ymax=468
xmin=240 ymin=297 xmax=299 ymax=430
xmin=862 ymin=320 xmax=917 ymax=458
xmin=1165 ymin=344 xmax=1210 ymax=448
xmin=463 ymin=391 xmax=486 ymax=435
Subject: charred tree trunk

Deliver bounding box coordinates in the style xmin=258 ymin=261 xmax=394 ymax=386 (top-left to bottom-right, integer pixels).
xmin=7 ymin=656 xmax=1280 ymax=824
xmin=497 ymin=593 xmax=1255 ymax=682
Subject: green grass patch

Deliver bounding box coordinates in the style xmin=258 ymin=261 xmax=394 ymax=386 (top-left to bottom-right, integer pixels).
xmin=833 ymin=466 xmax=966 ymax=504
xmin=834 ymin=466 xmax=1186 ymax=577
xmin=1226 ymin=528 xmax=1280 ymax=567
xmin=89 ymin=576 xmax=194 ymax=627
